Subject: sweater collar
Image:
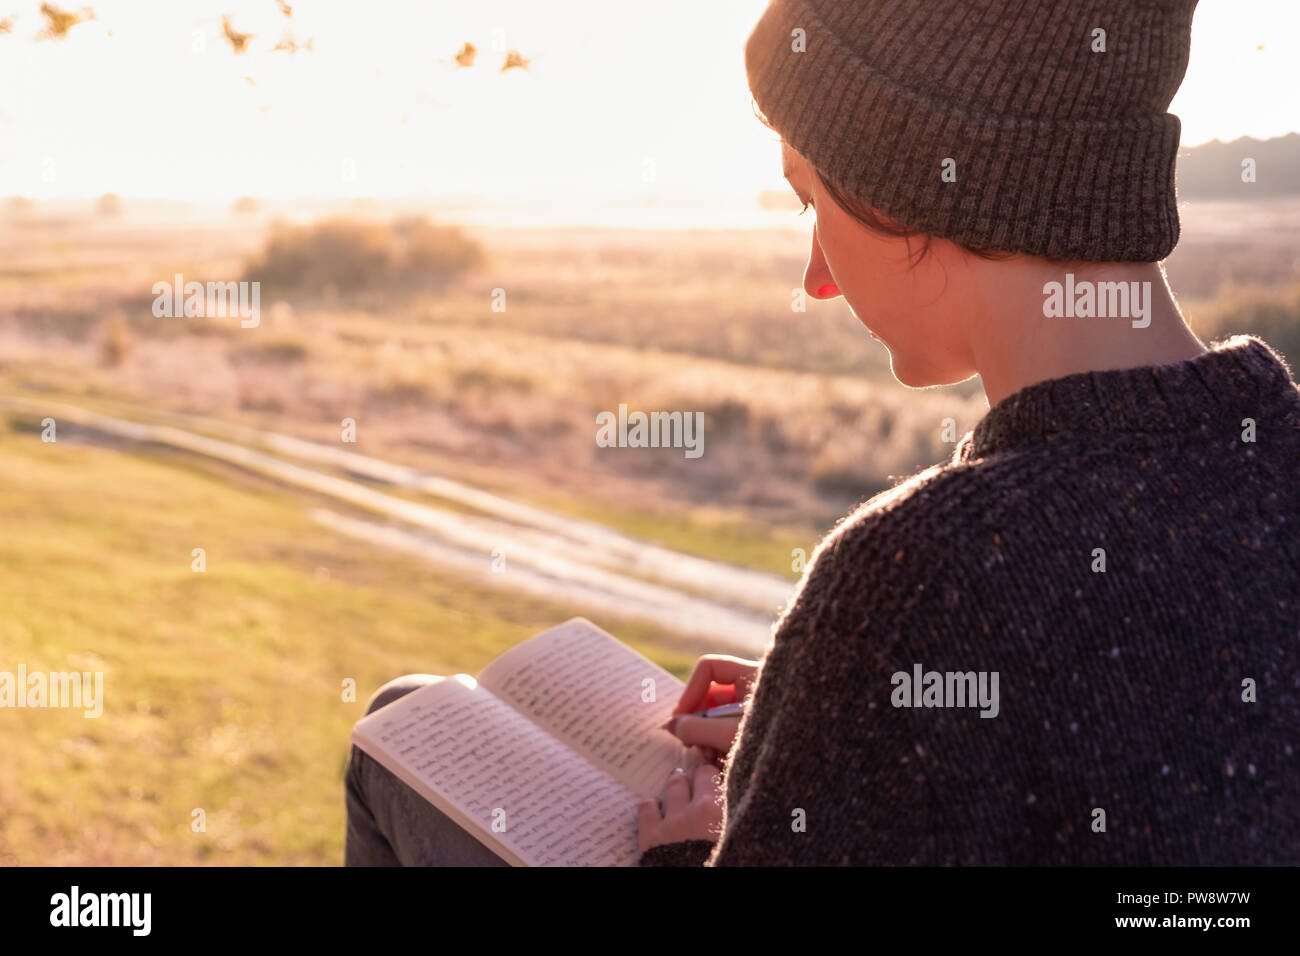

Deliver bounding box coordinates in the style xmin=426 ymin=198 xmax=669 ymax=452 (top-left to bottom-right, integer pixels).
xmin=956 ymin=335 xmax=1299 ymax=462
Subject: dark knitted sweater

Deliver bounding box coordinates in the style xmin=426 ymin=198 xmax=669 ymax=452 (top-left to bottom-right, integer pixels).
xmin=641 ymin=335 xmax=1300 ymax=866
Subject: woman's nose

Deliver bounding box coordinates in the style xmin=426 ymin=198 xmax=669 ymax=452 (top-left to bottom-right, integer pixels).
xmin=803 ymin=225 xmax=840 ymax=299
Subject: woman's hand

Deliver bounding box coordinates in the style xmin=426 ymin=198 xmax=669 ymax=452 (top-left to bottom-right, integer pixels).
xmin=668 ymin=654 xmax=761 ymax=761
xmin=637 ymin=759 xmax=724 ymax=852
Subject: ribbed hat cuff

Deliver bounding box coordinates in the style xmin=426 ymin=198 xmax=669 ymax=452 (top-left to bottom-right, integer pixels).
xmin=746 ymin=0 xmax=1182 ymax=262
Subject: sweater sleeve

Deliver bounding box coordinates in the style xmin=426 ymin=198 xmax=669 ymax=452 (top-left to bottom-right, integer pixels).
xmin=638 ymin=475 xmax=962 ymax=867
xmin=637 ymin=839 xmax=716 ymax=867
xmin=706 ymin=497 xmax=956 ymax=866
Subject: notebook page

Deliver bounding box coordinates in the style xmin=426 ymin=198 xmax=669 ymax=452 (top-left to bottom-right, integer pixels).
xmin=477 ymin=618 xmax=688 ymax=797
xmin=351 ymin=675 xmax=642 ymax=866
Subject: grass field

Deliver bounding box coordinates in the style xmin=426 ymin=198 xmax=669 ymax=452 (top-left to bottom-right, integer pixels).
xmin=0 ymin=420 xmax=700 ymax=865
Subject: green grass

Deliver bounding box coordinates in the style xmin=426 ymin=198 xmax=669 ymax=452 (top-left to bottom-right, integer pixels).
xmin=0 ymin=423 xmax=702 ymax=865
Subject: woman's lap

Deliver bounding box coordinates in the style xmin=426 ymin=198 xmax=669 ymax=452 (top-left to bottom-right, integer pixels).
xmin=344 ymin=674 xmax=510 ymax=867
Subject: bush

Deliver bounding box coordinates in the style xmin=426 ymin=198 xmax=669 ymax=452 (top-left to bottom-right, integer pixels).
xmin=245 ymin=216 xmax=483 ymax=296
xmin=96 ymin=193 xmax=124 ymax=217
xmin=1189 ymin=282 xmax=1300 ymax=369
xmin=99 ymin=316 xmax=133 ymax=367
xmin=250 ymin=218 xmax=391 ymax=294
xmin=230 ymin=338 xmax=309 ymax=365
xmin=232 ymin=196 xmax=261 ymax=217
xmin=394 ymin=215 xmax=485 ymax=277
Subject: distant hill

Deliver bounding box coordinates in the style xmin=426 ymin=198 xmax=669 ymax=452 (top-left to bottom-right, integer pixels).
xmin=1178 ymin=132 xmax=1300 ymax=198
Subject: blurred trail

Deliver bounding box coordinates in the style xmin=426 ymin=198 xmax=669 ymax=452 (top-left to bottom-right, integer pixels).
xmin=310 ymin=510 xmax=776 ymax=651
xmin=2 ymin=397 xmax=791 ymax=653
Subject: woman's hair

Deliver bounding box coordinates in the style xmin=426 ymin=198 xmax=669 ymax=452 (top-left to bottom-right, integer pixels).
xmin=754 ymin=99 xmax=1011 ymax=265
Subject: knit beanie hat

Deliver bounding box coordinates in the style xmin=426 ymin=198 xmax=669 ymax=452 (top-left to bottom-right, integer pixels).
xmin=745 ymin=0 xmax=1199 ymax=262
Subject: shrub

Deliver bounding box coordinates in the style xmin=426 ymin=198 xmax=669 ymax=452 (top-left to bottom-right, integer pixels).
xmin=230 ymin=338 xmax=309 ymax=365
xmin=1189 ymin=282 xmax=1300 ymax=368
xmin=99 ymin=316 xmax=133 ymax=367
xmin=393 ymin=215 xmax=485 ymax=278
xmin=245 ymin=216 xmax=483 ymax=297
xmin=96 ymin=193 xmax=124 ymax=217
xmin=232 ymin=196 xmax=261 ymax=217
xmin=250 ymin=218 xmax=392 ymax=294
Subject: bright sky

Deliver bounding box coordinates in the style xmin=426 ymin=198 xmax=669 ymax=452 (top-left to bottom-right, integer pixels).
xmin=0 ymin=0 xmax=1296 ymax=201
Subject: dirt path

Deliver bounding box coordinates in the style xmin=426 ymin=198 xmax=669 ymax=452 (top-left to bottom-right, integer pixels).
xmin=2 ymin=397 xmax=792 ymax=653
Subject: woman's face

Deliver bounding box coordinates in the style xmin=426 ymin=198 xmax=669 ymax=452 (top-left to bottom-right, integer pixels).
xmin=781 ymin=142 xmax=977 ymax=387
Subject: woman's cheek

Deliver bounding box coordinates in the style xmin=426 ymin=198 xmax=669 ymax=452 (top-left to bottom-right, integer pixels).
xmin=835 ymin=294 xmax=900 ymax=359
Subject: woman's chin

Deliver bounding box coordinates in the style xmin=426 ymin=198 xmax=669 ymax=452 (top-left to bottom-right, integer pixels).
xmin=887 ymin=353 xmax=921 ymax=387
xmin=887 ymin=349 xmax=975 ymax=389
xmin=858 ymin=320 xmax=955 ymax=387
xmin=886 ymin=348 xmax=943 ymax=389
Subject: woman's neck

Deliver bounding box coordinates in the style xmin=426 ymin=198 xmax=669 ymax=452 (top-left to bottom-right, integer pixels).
xmin=968 ymin=260 xmax=1207 ymax=408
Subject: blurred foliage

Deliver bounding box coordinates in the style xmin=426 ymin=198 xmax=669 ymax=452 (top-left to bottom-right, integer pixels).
xmin=1188 ymin=282 xmax=1300 ymax=368
xmin=37 ymin=3 xmax=94 ymax=41
xmin=244 ymin=216 xmax=484 ymax=296
xmin=96 ymin=192 xmax=124 ymax=217
xmin=231 ymin=196 xmax=262 ymax=217
xmin=98 ymin=315 xmax=132 ymax=366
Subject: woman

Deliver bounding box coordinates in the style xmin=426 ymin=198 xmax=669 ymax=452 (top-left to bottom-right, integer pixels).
xmin=347 ymin=0 xmax=1300 ymax=865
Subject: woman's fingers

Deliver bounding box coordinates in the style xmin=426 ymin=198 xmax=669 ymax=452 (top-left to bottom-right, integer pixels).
xmin=690 ymin=764 xmax=725 ymax=839
xmin=662 ymin=768 xmax=691 ymax=816
xmin=637 ymin=798 xmax=661 ymax=827
xmin=637 ymin=763 xmax=725 ymax=852
xmin=676 ymin=654 xmax=761 ymax=715
xmin=692 ymin=763 xmax=722 ymax=805
xmin=673 ymin=714 xmax=741 ymax=751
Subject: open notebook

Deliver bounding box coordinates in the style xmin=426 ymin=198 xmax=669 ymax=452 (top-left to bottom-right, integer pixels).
xmin=351 ymin=618 xmax=693 ymax=866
